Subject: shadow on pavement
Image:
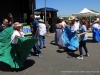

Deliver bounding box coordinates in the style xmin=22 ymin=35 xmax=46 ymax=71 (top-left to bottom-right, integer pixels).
xmin=0 ymin=59 xmax=35 ymax=72
xmin=87 ymin=39 xmax=93 ymax=43
xmin=50 ymin=40 xmax=58 ymax=46
xmin=57 ymin=48 xmax=79 ymax=58
xmin=87 ymin=39 xmax=100 ymax=43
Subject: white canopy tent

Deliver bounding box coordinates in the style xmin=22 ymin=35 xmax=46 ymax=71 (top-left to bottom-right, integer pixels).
xmin=72 ymin=8 xmax=99 ymax=17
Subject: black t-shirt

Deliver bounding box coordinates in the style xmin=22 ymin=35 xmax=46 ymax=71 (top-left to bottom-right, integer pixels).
xmin=0 ymin=25 xmax=4 ymax=32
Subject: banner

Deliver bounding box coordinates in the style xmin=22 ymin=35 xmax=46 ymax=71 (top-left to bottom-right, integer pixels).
xmin=22 ymin=25 xmax=32 ymax=35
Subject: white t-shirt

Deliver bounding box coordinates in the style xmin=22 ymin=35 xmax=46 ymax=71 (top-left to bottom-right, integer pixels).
xmin=70 ymin=25 xmax=76 ymax=31
xmin=62 ymin=21 xmax=66 ymax=31
xmin=74 ymin=22 xmax=79 ymax=30
xmin=39 ymin=23 xmax=46 ymax=36
xmin=62 ymin=21 xmax=66 ymax=28
xmin=98 ymin=25 xmax=100 ymax=29
xmin=97 ymin=18 xmax=99 ymax=21
xmin=71 ymin=23 xmax=79 ymax=32
xmin=93 ymin=23 xmax=99 ymax=29
xmin=11 ymin=30 xmax=24 ymax=44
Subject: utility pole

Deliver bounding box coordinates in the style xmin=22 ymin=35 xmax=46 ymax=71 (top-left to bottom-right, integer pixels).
xmin=44 ymin=0 xmax=46 ymax=23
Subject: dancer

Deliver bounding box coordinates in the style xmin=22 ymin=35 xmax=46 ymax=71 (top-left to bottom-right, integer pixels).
xmin=55 ymin=18 xmax=64 ymax=48
xmin=92 ymin=19 xmax=100 ymax=42
xmin=77 ymin=21 xmax=89 ymax=60
xmin=61 ymin=16 xmax=79 ymax=50
xmin=11 ymin=22 xmax=24 ymax=43
xmin=0 ymin=22 xmax=38 ymax=70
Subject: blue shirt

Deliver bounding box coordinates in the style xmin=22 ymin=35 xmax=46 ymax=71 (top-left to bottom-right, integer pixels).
xmin=32 ymin=20 xmax=39 ymax=34
xmin=79 ymin=25 xmax=88 ymax=41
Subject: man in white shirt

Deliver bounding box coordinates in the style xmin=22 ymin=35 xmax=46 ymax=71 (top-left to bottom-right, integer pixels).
xmin=38 ymin=19 xmax=46 ymax=49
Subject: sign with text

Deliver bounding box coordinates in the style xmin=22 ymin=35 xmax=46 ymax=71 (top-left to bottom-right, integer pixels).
xmin=22 ymin=25 xmax=32 ymax=35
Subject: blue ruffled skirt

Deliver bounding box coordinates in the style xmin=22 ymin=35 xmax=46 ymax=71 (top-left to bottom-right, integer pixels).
xmin=61 ymin=26 xmax=79 ymax=50
xmin=92 ymin=28 xmax=100 ymax=42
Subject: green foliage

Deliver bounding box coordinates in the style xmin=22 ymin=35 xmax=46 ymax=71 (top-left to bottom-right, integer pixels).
xmin=90 ymin=9 xmax=99 ymax=13
xmin=62 ymin=17 xmax=69 ymax=20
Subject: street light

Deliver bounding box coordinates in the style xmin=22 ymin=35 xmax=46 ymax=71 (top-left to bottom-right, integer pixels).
xmin=44 ymin=0 xmax=46 ymax=23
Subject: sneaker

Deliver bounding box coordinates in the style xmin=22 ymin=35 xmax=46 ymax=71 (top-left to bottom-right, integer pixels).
xmin=85 ymin=54 xmax=89 ymax=57
xmin=43 ymin=46 xmax=46 ymax=48
xmin=36 ymin=54 xmax=39 ymax=56
xmin=39 ymin=54 xmax=42 ymax=58
xmin=77 ymin=56 xmax=83 ymax=60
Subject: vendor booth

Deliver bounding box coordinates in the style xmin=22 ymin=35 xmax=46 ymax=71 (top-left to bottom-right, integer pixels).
xmin=35 ymin=7 xmax=58 ymax=33
xmin=72 ymin=8 xmax=99 ymax=17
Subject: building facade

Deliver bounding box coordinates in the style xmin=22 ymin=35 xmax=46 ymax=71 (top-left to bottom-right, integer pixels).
xmin=0 ymin=0 xmax=36 ymax=24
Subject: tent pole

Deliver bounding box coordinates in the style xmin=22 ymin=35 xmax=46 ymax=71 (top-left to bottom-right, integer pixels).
xmin=44 ymin=0 xmax=46 ymax=23
xmin=90 ymin=13 xmax=91 ymax=25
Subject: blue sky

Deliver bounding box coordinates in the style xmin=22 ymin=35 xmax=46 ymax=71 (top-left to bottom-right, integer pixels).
xmin=36 ymin=0 xmax=100 ymax=16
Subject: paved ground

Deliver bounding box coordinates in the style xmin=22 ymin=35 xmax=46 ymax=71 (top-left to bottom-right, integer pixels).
xmin=0 ymin=33 xmax=100 ymax=75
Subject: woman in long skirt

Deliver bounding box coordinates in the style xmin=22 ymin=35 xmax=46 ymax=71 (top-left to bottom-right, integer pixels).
xmin=55 ymin=18 xmax=64 ymax=48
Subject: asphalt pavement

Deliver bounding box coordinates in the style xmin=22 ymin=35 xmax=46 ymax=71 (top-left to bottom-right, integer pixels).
xmin=0 ymin=33 xmax=100 ymax=75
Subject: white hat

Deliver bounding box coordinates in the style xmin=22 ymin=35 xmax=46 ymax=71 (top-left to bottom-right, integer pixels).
xmin=75 ymin=18 xmax=78 ymax=20
xmin=38 ymin=19 xmax=44 ymax=22
xmin=68 ymin=16 xmax=76 ymax=20
xmin=13 ymin=22 xmax=22 ymax=27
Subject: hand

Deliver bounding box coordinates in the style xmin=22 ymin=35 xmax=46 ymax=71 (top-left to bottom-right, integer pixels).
xmin=77 ymin=34 xmax=81 ymax=36
xmin=19 ymin=29 xmax=22 ymax=32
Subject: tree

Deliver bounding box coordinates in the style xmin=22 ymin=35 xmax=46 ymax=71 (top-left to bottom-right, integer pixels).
xmin=62 ymin=17 xmax=69 ymax=20
xmin=90 ymin=9 xmax=99 ymax=13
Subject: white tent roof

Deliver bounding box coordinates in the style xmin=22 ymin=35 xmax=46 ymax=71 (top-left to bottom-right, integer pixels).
xmin=72 ymin=8 xmax=99 ymax=17
xmin=80 ymin=8 xmax=92 ymax=13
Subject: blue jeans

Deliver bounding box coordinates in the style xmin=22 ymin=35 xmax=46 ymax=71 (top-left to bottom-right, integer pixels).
xmin=39 ymin=35 xmax=46 ymax=48
xmin=79 ymin=40 xmax=88 ymax=57
xmin=32 ymin=34 xmax=42 ymax=54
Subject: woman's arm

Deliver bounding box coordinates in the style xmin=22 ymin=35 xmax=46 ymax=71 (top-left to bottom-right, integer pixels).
xmin=77 ymin=25 xmax=87 ymax=36
xmin=78 ymin=32 xmax=86 ymax=36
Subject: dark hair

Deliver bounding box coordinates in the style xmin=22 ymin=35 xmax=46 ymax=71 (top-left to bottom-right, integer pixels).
xmin=57 ymin=18 xmax=61 ymax=23
xmin=71 ymin=19 xmax=75 ymax=24
xmin=81 ymin=21 xmax=86 ymax=25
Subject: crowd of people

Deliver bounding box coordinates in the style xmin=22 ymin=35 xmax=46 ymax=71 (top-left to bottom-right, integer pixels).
xmin=0 ymin=13 xmax=100 ymax=71
xmin=54 ymin=16 xmax=100 ymax=60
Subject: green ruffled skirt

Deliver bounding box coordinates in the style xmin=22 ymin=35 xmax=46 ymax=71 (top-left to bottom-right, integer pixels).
xmin=0 ymin=27 xmax=38 ymax=68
